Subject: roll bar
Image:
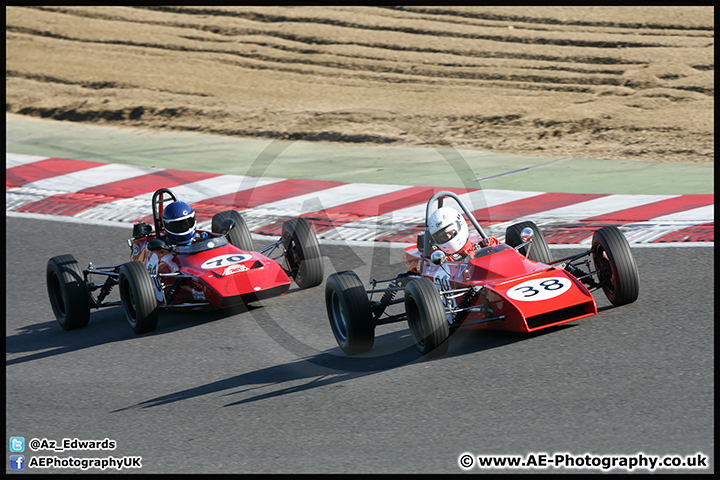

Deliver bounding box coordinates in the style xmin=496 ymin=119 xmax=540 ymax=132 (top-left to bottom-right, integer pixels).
xmin=151 ymin=188 xmax=178 ymax=236
xmin=423 ymin=190 xmax=488 ymax=257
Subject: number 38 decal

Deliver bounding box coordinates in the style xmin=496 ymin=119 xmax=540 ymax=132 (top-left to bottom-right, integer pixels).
xmin=507 ymin=277 xmax=572 ymax=302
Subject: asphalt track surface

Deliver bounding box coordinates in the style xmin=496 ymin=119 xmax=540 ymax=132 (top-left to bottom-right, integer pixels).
xmin=6 ymin=216 xmax=714 ymax=474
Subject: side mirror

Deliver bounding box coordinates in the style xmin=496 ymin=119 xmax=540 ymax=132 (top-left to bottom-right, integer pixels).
xmin=520 ymin=227 xmax=534 ymax=243
xmin=430 ymin=250 xmax=446 ymax=265
xmin=219 ymin=218 xmax=236 ymax=235
xmin=147 ymin=238 xmax=169 ymax=251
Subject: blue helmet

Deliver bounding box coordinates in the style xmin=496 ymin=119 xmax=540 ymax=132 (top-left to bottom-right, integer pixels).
xmin=162 ymin=201 xmax=196 ymax=244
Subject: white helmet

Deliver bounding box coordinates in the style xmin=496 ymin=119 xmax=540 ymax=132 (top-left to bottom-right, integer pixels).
xmin=428 ymin=207 xmax=469 ymax=255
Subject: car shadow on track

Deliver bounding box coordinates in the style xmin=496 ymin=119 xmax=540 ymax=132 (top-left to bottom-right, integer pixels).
xmin=4 ymin=302 xmax=260 ymax=367
xmin=6 ymin=307 xmax=133 ymax=367
xmin=112 ymin=321 xmax=575 ymax=412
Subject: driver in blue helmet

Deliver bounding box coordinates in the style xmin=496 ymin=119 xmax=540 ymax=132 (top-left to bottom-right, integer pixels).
xmin=162 ymin=201 xmax=209 ymax=245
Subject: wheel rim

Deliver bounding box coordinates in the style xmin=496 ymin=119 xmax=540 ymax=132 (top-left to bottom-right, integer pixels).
xmin=284 ymin=235 xmax=302 ymax=281
xmin=291 ymin=247 xmax=302 ymax=283
xmin=329 ymin=291 xmax=348 ymax=342
xmin=594 ymin=246 xmax=616 ymax=295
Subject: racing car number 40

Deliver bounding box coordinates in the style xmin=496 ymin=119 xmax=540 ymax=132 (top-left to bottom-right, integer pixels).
xmin=201 ymin=253 xmax=254 ymax=269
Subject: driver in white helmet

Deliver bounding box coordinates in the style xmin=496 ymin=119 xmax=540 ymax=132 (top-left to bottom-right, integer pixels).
xmin=428 ymin=207 xmax=498 ymax=260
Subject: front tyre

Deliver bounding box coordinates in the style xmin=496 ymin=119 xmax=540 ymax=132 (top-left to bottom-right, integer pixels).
xmin=405 ymin=277 xmax=450 ymax=357
xmin=46 ymin=254 xmax=91 ymax=330
xmin=592 ymin=226 xmax=640 ymax=306
xmin=119 ymin=261 xmax=159 ymax=334
xmin=282 ymin=217 xmax=323 ymax=289
xmin=212 ymin=210 xmax=254 ymax=251
xmin=505 ymin=221 xmax=553 ymax=264
xmin=325 ymin=271 xmax=375 ymax=355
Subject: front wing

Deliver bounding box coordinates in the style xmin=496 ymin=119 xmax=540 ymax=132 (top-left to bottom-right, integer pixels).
xmin=468 ymin=268 xmax=597 ymax=332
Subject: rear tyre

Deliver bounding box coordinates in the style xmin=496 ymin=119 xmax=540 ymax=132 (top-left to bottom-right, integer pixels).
xmin=592 ymin=226 xmax=640 ymax=306
xmin=282 ymin=217 xmax=324 ymax=289
xmin=405 ymin=277 xmax=450 ymax=357
xmin=212 ymin=210 xmax=254 ymax=251
xmin=119 ymin=261 xmax=159 ymax=334
xmin=505 ymin=221 xmax=553 ymax=264
xmin=46 ymin=254 xmax=91 ymax=330
xmin=325 ymin=271 xmax=375 ymax=355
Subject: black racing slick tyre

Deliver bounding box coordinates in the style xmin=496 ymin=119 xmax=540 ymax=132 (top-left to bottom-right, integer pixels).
xmin=405 ymin=277 xmax=450 ymax=357
xmin=119 ymin=261 xmax=159 ymax=334
xmin=505 ymin=221 xmax=553 ymax=264
xmin=46 ymin=254 xmax=91 ymax=330
xmin=325 ymin=271 xmax=375 ymax=355
xmin=282 ymin=217 xmax=324 ymax=289
xmin=212 ymin=210 xmax=254 ymax=252
xmin=592 ymin=226 xmax=640 ymax=307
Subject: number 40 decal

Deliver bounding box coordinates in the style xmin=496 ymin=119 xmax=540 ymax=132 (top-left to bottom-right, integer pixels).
xmin=201 ymin=254 xmax=252 ymax=270
xmin=506 ymin=277 xmax=572 ymax=302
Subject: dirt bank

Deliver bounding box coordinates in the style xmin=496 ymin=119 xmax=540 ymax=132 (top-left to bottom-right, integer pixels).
xmin=6 ymin=6 xmax=714 ymax=163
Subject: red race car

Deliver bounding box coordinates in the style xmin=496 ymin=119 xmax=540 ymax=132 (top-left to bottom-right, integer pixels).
xmin=47 ymin=188 xmax=323 ymax=333
xmin=326 ymin=190 xmax=640 ymax=357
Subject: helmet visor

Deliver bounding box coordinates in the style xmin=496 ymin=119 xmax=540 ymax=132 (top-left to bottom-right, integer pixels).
xmin=164 ymin=215 xmax=196 ymax=234
xmin=431 ymin=221 xmax=461 ymax=244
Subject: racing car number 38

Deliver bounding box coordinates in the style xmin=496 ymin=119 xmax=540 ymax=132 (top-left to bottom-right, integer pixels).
xmin=507 ymin=277 xmax=572 ymax=302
